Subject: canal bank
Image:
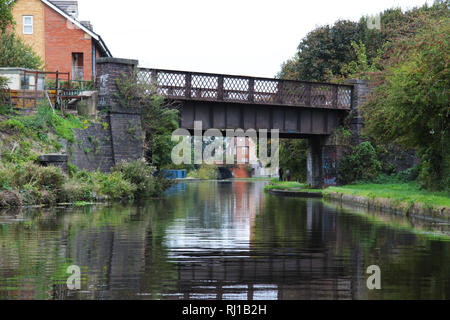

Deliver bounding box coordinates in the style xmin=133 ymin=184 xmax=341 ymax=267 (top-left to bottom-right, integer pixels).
xmin=264 ymin=181 xmax=450 ymax=221
xmin=323 ymin=191 xmax=450 ymax=221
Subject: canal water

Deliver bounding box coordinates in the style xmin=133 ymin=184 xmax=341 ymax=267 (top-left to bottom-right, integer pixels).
xmin=0 ymin=181 xmax=448 ymax=300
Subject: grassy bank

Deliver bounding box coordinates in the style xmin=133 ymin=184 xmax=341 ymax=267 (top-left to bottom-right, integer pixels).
xmin=264 ymin=180 xmax=450 ymax=215
xmin=264 ymin=181 xmax=322 ymax=193
xmin=0 ymin=105 xmax=172 ymax=208
xmin=324 ymin=183 xmax=450 ymax=209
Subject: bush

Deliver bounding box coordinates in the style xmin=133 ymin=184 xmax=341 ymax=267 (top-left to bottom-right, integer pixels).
xmin=188 ymin=164 xmax=218 ymax=180
xmin=0 ymin=32 xmax=42 ymax=69
xmin=20 ymin=187 xmax=56 ymax=206
xmin=95 ymin=171 xmax=136 ymax=201
xmin=0 ymin=76 xmax=10 ymax=114
xmin=0 ymin=119 xmax=25 ymax=132
xmin=397 ymin=165 xmax=420 ymax=182
xmin=0 ymin=190 xmax=23 ymax=208
xmin=113 ymin=159 xmax=153 ymax=194
xmin=59 ymin=180 xmax=94 ymax=203
xmin=0 ymin=163 xmax=13 ymax=189
xmin=0 ymin=162 xmax=65 ymax=191
xmin=11 ymin=162 xmax=65 ymax=190
xmin=279 ymin=139 xmax=308 ymax=182
xmin=338 ymin=142 xmax=382 ymax=184
xmin=0 ymin=162 xmax=65 ymax=206
xmin=3 ymin=104 xmax=83 ymax=143
xmin=361 ymin=18 xmax=449 ymax=190
xmin=113 ymin=159 xmax=170 ymax=198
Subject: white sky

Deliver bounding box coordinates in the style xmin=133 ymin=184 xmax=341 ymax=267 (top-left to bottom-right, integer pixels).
xmin=77 ymin=0 xmax=433 ymax=78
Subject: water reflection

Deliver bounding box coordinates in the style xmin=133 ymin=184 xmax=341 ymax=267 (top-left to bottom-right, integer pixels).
xmin=0 ymin=181 xmax=448 ymax=300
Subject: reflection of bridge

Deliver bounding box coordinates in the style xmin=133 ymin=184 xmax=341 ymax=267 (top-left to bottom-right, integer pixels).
xmin=137 ymin=68 xmax=353 ymax=138
xmin=172 ymin=199 xmax=366 ymax=300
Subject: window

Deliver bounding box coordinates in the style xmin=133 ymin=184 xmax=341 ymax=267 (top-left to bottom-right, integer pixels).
xmin=23 ymin=16 xmax=33 ymax=34
xmin=72 ymin=53 xmax=84 ymax=80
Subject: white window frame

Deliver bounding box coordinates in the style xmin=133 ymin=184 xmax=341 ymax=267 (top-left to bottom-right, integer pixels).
xmin=23 ymin=16 xmax=34 ymax=35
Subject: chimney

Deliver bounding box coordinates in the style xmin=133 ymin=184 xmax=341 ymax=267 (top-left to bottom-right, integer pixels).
xmin=80 ymin=21 xmax=93 ymax=31
xmin=50 ymin=1 xmax=79 ymax=18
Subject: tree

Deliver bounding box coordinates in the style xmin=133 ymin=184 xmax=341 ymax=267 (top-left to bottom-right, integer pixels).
xmin=278 ymin=20 xmax=364 ymax=82
xmin=0 ymin=0 xmax=14 ymax=34
xmin=338 ymin=142 xmax=382 ymax=184
xmin=0 ymin=32 xmax=43 ymax=69
xmin=339 ymin=41 xmax=383 ymax=80
xmin=0 ymin=0 xmax=42 ymax=69
xmin=361 ymin=18 xmax=449 ymax=190
xmin=278 ymin=1 xmax=450 ymax=82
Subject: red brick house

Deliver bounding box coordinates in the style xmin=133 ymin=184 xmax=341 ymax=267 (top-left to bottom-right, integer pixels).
xmin=11 ymin=0 xmax=112 ymax=80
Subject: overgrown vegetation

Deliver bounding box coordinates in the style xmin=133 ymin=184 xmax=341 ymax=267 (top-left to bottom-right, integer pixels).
xmin=0 ymin=101 xmax=173 ymax=207
xmin=113 ymin=159 xmax=173 ymax=197
xmin=0 ymin=75 xmax=9 ymax=114
xmin=278 ymin=1 xmax=450 ymax=191
xmin=188 ymin=164 xmax=219 ymax=180
xmin=0 ymin=104 xmax=83 ymax=164
xmin=0 ymin=158 xmax=171 ymax=207
xmin=338 ymin=142 xmax=382 ymax=184
xmin=325 ymin=183 xmax=450 ymax=209
xmin=279 ymin=1 xmax=449 ymax=82
xmin=0 ymin=0 xmax=43 ymax=69
xmin=279 ymin=139 xmax=308 ymax=182
xmin=361 ymin=18 xmax=449 ymax=190
xmin=115 ymin=73 xmax=179 ymax=169
xmin=0 ymin=0 xmax=14 ymax=34
xmin=0 ymin=32 xmax=43 ymax=69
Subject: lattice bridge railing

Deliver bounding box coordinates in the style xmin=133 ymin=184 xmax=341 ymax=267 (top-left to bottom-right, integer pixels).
xmin=137 ymin=68 xmax=352 ymax=110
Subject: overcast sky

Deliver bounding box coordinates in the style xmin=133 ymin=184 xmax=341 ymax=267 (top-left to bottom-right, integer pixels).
xmin=77 ymin=0 xmax=433 ymax=78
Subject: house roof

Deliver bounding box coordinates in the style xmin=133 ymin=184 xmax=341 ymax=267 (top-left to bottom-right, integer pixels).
xmin=40 ymin=0 xmax=112 ymax=57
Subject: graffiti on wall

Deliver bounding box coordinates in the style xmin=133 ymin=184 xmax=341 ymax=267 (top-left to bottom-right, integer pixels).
xmin=322 ymin=147 xmax=338 ymax=186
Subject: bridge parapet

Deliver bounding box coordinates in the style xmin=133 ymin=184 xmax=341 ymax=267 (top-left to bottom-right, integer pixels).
xmin=137 ymin=68 xmax=352 ymax=110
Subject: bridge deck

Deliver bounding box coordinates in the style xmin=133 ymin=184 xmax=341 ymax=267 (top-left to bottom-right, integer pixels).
xmin=138 ymin=68 xmax=353 ymax=110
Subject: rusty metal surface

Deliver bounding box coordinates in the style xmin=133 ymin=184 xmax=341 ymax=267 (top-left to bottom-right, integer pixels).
xmin=138 ymin=68 xmax=353 ymax=110
xmin=179 ymin=100 xmax=342 ymax=138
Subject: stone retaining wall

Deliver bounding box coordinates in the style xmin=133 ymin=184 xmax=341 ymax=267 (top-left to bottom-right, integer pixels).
xmin=68 ymin=58 xmax=144 ymax=172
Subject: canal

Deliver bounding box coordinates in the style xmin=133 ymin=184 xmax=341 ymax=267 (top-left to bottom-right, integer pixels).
xmin=0 ymin=181 xmax=449 ymax=300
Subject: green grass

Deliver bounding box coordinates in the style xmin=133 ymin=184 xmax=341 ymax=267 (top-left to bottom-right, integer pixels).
xmin=325 ymin=183 xmax=450 ymax=208
xmin=232 ymin=177 xmax=276 ymax=181
xmin=264 ymin=181 xmax=309 ymax=191
xmin=291 ymin=188 xmax=323 ymax=193
xmin=264 ymin=181 xmax=450 ymax=209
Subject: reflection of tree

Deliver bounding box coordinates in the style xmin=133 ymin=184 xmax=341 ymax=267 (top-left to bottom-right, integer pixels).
xmin=0 ymin=203 xmax=181 ymax=299
xmin=0 ymin=182 xmax=449 ymax=300
xmin=252 ymin=196 xmax=450 ymax=299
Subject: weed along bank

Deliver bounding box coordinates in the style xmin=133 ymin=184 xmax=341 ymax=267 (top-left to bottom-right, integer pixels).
xmin=0 ymin=57 xmax=173 ymax=208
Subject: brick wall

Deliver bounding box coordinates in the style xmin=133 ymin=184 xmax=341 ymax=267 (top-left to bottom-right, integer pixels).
xmin=69 ymin=58 xmax=144 ymax=172
xmin=110 ymin=112 xmax=144 ymax=165
xmin=12 ymin=0 xmax=46 ymax=60
xmin=96 ymin=58 xmax=138 ymax=109
xmin=69 ymin=116 xmax=115 ymax=172
xmin=44 ymin=4 xmax=93 ymax=79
